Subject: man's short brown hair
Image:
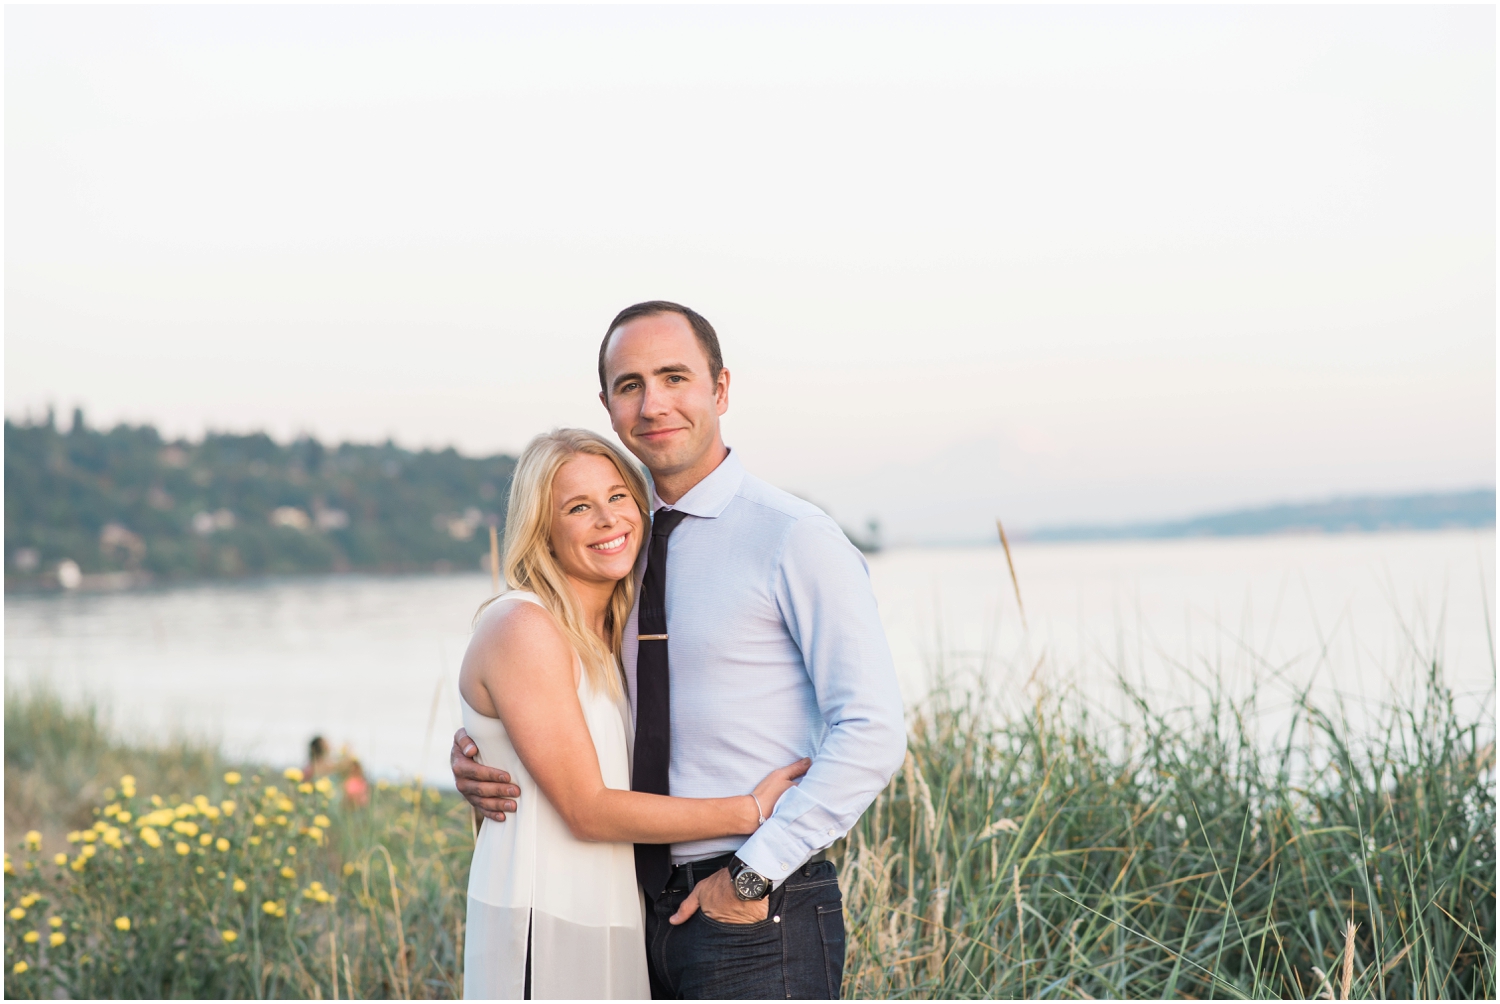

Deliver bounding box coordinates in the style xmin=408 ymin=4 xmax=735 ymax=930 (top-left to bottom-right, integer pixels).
xmin=598 ymin=301 xmax=723 ymax=395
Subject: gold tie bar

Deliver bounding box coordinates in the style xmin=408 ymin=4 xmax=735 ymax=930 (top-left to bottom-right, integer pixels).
xmin=637 ymin=634 xmax=669 ymax=641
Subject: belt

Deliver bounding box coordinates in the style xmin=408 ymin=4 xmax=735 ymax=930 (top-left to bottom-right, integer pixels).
xmin=663 ymin=850 xmax=828 ymax=894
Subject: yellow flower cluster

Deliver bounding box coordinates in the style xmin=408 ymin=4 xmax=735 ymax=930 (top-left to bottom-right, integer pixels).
xmin=3 ymin=760 xmax=380 ymax=993
xmin=301 ymin=881 xmax=335 ymax=904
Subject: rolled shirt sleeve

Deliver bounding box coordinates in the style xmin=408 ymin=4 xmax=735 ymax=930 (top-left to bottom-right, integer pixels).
xmin=733 ymin=515 xmax=907 ymax=882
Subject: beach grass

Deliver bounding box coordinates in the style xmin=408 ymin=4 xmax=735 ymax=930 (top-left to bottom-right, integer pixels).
xmin=4 ymin=663 xmax=1494 ymax=998
xmin=838 ymin=663 xmax=1495 ymax=999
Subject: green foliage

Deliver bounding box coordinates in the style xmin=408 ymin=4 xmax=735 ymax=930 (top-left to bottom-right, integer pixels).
xmin=4 ymin=690 xmax=472 ymax=998
xmin=4 ymin=415 xmax=515 ymax=585
xmin=5 ymin=668 xmax=1493 ymax=999
xmin=837 ymin=666 xmax=1495 ymax=998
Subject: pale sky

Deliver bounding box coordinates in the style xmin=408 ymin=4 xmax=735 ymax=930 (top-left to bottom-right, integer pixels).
xmin=6 ymin=5 xmax=1494 ymax=544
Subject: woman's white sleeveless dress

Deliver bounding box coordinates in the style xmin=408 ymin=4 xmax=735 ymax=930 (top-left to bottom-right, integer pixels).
xmin=462 ymin=591 xmax=650 ymax=1000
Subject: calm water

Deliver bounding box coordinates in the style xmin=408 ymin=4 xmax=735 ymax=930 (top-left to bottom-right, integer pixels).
xmin=6 ymin=530 xmax=1493 ymax=784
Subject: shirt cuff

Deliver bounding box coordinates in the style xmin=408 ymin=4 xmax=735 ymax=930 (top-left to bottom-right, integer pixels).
xmin=734 ymin=815 xmax=834 ymax=884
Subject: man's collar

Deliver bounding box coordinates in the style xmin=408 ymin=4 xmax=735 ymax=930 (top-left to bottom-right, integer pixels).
xmin=650 ymin=447 xmax=743 ymax=519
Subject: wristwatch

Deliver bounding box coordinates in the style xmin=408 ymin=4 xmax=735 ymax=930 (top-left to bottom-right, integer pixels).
xmin=728 ymin=856 xmax=770 ymax=901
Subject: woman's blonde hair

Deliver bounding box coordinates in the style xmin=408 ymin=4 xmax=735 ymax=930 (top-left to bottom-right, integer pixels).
xmin=482 ymin=428 xmax=650 ymax=698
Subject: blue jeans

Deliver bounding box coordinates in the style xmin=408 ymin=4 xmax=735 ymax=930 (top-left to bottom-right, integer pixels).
xmin=644 ymin=859 xmax=846 ymax=999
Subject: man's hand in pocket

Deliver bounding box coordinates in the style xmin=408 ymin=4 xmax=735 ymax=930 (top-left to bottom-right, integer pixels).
xmin=668 ymin=868 xmax=769 ymax=925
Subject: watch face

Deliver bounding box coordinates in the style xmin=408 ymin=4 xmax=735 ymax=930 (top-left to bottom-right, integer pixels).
xmin=734 ymin=868 xmax=768 ymax=900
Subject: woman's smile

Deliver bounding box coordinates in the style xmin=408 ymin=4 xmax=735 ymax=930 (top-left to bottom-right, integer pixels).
xmin=588 ymin=533 xmax=629 ymax=553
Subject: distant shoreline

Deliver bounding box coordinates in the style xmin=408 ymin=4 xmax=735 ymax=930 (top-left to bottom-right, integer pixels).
xmin=1017 ymin=488 xmax=1494 ymax=544
xmin=5 ymin=522 xmax=1493 ymax=597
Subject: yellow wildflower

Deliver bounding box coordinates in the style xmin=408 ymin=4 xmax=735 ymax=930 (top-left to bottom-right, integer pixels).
xmin=221 ymin=930 xmax=238 ymax=943
xmin=151 ymin=795 xmax=163 ymax=807
xmin=195 ymin=866 xmax=205 ymax=875
xmin=140 ymin=827 xmax=162 ymax=849
xmin=49 ymin=932 xmax=65 ymax=947
xmin=216 ymin=838 xmax=230 ymax=852
xmin=174 ymin=804 xmax=197 ymax=819
xmin=120 ymin=774 xmax=136 ymax=788
xmin=298 ymin=782 xmax=314 ymax=794
xmin=20 ymin=894 xmax=39 ymax=907
xmin=81 ymin=831 xmax=97 ymax=843
xmin=48 ymin=917 xmax=62 ymax=928
xmin=104 ymin=803 xmax=120 ymax=817
xmin=24 ymin=830 xmax=42 ymax=850
xmin=220 ymin=800 xmax=236 ymax=817
xmin=280 ymin=866 xmax=296 ymax=879
xmin=248 ymin=836 xmax=261 ymax=846
xmin=314 ymin=777 xmax=334 ymax=795
xmin=286 ymin=846 xmax=297 ymax=856
xmin=23 ymin=931 xmax=39 ymax=944
xmin=217 ymin=870 xmax=226 ymax=879
xmin=275 ymin=815 xmax=289 ymax=826
xmin=314 ymin=814 xmax=331 ymax=828
xmin=116 ymin=811 xmax=131 ymax=823
xmin=175 ymin=842 xmax=191 ymax=856
xmin=343 ymin=862 xmax=356 ymax=876
xmin=224 ymin=771 xmax=242 ymax=785
xmin=93 ymin=820 xmax=109 ymax=833
xmin=172 ymin=821 xmax=199 ymax=837
xmin=9 ymin=907 xmax=26 ymax=920
xmin=81 ymin=844 xmax=97 ymax=859
xmin=194 ymin=794 xmax=210 ymax=808
xmin=13 ymin=961 xmax=28 ymax=974
xmin=233 ymin=878 xmax=247 ymax=893
xmin=69 ymin=857 xmax=85 ymax=872
xmin=262 ymin=900 xmax=279 ymax=915
xmin=66 ymin=832 xmax=81 ymax=844
xmin=137 ymin=808 xmax=174 ymax=828
xmin=306 ymin=826 xmax=324 ymax=842
xmin=198 ymin=834 xmax=212 ymax=847
xmin=3 ymin=856 xmax=12 ymax=875
xmin=283 ymin=767 xmax=304 ymax=783
xmin=203 ymin=805 xmax=221 ymax=820
xmin=277 ymin=797 xmax=294 ymax=813
xmin=264 ymin=786 xmax=279 ymax=799
xmin=114 ymin=916 xmax=131 ymax=931
xmin=53 ymin=853 xmax=67 ymax=866
xmin=253 ymin=814 xmax=268 ymax=827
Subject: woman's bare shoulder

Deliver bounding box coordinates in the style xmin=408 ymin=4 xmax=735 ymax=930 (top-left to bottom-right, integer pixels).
xmin=468 ymin=598 xmax=572 ymax=673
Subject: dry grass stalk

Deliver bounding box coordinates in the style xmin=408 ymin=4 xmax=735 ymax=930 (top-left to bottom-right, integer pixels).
xmin=1014 ymin=863 xmax=1026 ymax=997
xmin=1340 ymin=920 xmax=1359 ymax=999
xmin=995 ymin=517 xmax=1027 ymax=630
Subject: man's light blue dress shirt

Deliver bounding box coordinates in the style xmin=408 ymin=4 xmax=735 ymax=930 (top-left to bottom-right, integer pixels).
xmin=622 ymin=449 xmax=907 ymax=883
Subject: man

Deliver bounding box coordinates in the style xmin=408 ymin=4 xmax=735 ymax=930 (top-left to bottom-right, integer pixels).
xmin=451 ymin=301 xmax=906 ymax=999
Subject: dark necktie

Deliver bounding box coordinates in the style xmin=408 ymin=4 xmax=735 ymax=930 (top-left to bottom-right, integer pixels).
xmin=632 ymin=506 xmax=689 ymax=897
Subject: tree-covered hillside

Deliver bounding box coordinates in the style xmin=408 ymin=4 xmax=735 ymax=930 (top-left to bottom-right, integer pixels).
xmin=4 ymin=412 xmax=516 ymax=589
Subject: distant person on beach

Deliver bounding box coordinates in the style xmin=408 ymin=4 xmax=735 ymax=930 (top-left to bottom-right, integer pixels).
xmin=455 ymin=427 xmax=812 ymax=999
xmin=341 ymin=758 xmax=369 ymax=808
xmin=306 ymin=735 xmax=331 ymax=779
xmin=451 ymin=302 xmax=906 ymax=999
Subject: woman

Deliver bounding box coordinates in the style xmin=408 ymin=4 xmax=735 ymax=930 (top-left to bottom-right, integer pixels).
xmin=459 ymin=429 xmax=807 ymax=1000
